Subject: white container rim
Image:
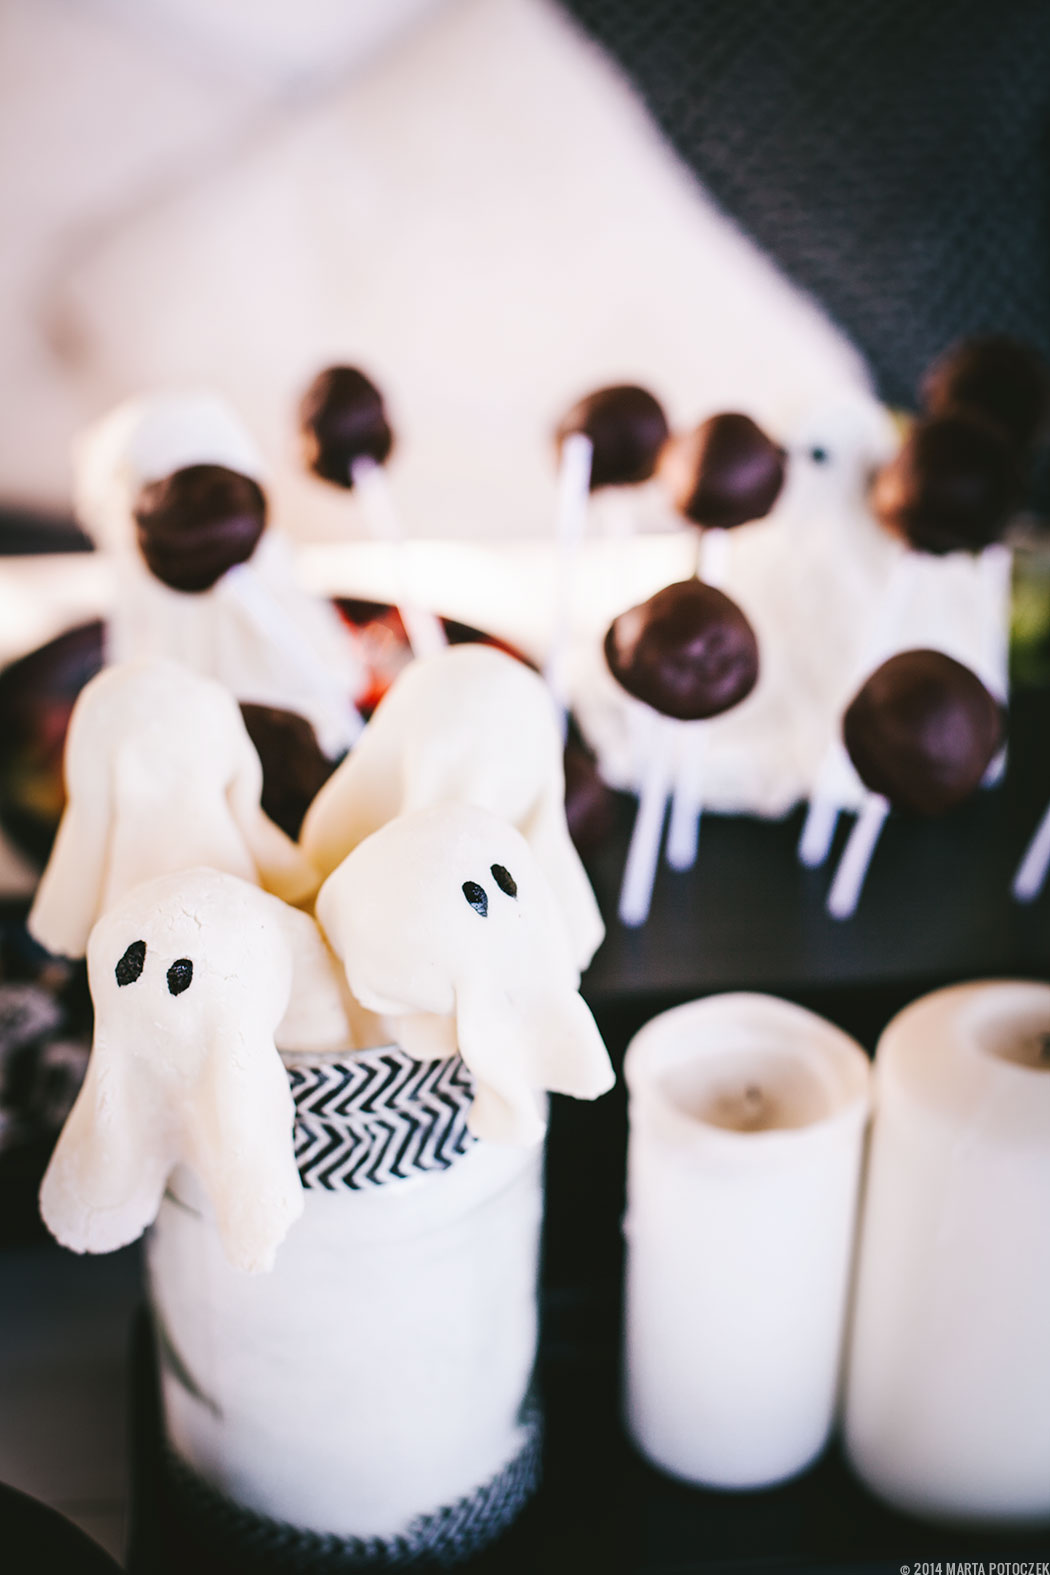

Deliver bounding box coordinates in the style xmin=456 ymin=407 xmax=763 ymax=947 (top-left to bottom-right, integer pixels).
xmin=624 ymin=991 xmax=871 ymax=1154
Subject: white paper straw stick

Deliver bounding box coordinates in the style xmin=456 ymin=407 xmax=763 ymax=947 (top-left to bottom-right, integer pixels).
xmin=1012 ymin=799 xmax=1050 ymax=903
xmin=980 ymin=541 xmax=1013 ymax=786
xmin=798 ymin=745 xmax=852 ymax=868
xmin=699 ymin=526 xmax=730 ymax=588
xmin=797 ymin=546 xmax=914 ymax=867
xmin=827 ymin=793 xmax=889 ymax=920
xmin=222 ymin=566 xmax=363 ymax=755
xmin=666 ymin=726 xmax=703 ymax=871
xmin=544 ymin=432 xmax=593 ymax=740
xmin=350 ymin=457 xmax=447 ymax=660
xmin=619 ymin=715 xmax=675 ymax=928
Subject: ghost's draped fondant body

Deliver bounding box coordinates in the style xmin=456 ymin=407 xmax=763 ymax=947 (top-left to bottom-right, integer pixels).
xmin=28 ymin=660 xmax=318 ymax=960
xmin=316 ymin=803 xmax=613 ymax=1147
xmin=301 ymin=644 xmax=604 ymax=970
xmin=39 ymin=868 xmax=353 ymax=1273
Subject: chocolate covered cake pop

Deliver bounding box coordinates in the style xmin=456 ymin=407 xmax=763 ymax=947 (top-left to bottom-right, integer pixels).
xmin=299 ymin=366 xmax=394 ymax=487
xmin=604 ymin=579 xmax=759 ymax=722
xmin=922 ymin=336 xmax=1050 ymax=454
xmin=662 ymin=413 xmax=785 ymax=530
xmin=133 ymin=464 xmax=266 ymax=593
xmin=843 ymin=650 xmax=1002 ymax=818
xmin=555 ymin=384 xmax=670 ymax=490
xmin=870 ymin=411 xmax=1021 ymax=556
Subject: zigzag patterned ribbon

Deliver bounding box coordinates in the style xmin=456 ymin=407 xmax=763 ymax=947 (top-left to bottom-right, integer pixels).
xmin=162 ymin=1401 xmax=542 ymax=1570
xmin=287 ymin=1048 xmax=476 ymax=1192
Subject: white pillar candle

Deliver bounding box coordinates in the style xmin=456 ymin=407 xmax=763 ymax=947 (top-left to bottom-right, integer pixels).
xmin=844 ymin=981 xmax=1050 ymax=1525
xmin=147 ymin=1046 xmax=543 ymax=1560
xmin=623 ymin=993 xmax=871 ymax=1489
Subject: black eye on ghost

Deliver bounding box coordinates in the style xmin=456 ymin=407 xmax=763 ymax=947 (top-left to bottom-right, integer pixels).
xmin=115 ymin=940 xmax=146 ymax=987
xmin=462 ymin=866 xmax=518 ymax=917
xmin=113 ymin=941 xmax=193 ymax=996
xmin=166 ymin=959 xmax=194 ymax=996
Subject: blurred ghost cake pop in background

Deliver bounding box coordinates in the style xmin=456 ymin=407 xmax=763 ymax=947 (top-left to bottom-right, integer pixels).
xmin=73 ymin=392 xmax=365 ymax=759
xmin=797 ymin=342 xmax=1036 ymax=874
xmin=826 ymin=649 xmax=1003 ymax=920
xmin=299 ymin=364 xmax=446 ymax=660
xmin=604 ymin=578 xmax=759 ymax=924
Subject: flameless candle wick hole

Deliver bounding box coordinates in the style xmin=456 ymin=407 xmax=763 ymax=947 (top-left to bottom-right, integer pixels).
xmin=661 ymin=1051 xmax=832 ymax=1133
xmin=978 ymin=1010 xmax=1050 ymax=1071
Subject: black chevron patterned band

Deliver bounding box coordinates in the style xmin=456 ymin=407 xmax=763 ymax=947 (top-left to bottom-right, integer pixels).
xmin=287 ymin=1048 xmax=476 ymax=1192
xmin=162 ymin=1401 xmax=542 ymax=1570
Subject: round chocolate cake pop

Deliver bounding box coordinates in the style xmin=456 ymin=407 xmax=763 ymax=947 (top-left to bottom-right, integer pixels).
xmin=300 ymin=366 xmax=394 ymax=487
xmin=555 ymin=385 xmax=670 ymax=490
xmin=922 ymin=336 xmax=1050 ymax=454
xmin=843 ymin=649 xmax=1003 ymax=817
xmin=604 ymin=579 xmax=759 ymax=722
xmin=239 ymin=703 xmax=337 ymax=840
xmin=133 ymin=464 xmax=266 ymax=593
xmin=870 ymin=411 xmax=1021 ymax=556
xmin=662 ymin=412 xmax=785 ymax=530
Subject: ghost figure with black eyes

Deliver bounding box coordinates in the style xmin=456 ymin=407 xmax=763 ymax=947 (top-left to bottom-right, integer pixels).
xmin=300 ymin=644 xmax=604 ymax=971
xmin=315 ymin=803 xmax=614 ymax=1147
xmin=72 ymin=391 xmax=363 ymax=757
xmin=28 ymin=659 xmax=319 ymax=961
xmin=40 ymin=867 xmax=354 ymax=1273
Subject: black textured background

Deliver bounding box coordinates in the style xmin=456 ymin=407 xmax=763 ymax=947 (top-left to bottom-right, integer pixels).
xmin=562 ymin=0 xmax=1050 ymax=409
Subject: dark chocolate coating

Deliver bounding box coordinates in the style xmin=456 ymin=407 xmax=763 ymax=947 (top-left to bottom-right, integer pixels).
xmin=239 ymin=703 xmax=337 ymax=839
xmin=843 ymin=649 xmax=1003 ymax=817
xmin=922 ymin=336 xmax=1050 ymax=453
xmin=563 ymin=735 xmax=618 ymax=854
xmin=299 ymin=366 xmax=393 ymax=487
xmin=555 ymin=385 xmax=670 ymax=489
xmin=604 ymin=578 xmax=759 ymax=721
xmin=133 ymin=465 xmax=266 ymax=593
xmin=666 ymin=412 xmax=785 ymax=529
xmin=871 ymin=410 xmax=1021 ymax=555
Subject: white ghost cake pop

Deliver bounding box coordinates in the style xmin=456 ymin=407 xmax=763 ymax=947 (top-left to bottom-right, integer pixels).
xmin=73 ymin=391 xmax=363 ymax=757
xmin=28 ymin=660 xmax=319 ymax=960
xmin=300 ymin=643 xmax=604 ymax=970
xmin=40 ymin=868 xmax=354 ymax=1273
xmin=315 ymin=804 xmax=614 ymax=1148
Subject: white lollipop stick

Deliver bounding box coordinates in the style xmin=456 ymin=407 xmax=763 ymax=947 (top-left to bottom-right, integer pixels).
xmin=349 ymin=457 xmax=446 ymax=660
xmin=980 ymin=541 xmax=1012 ymax=785
xmin=798 ymin=745 xmax=853 ymax=868
xmin=797 ymin=546 xmax=916 ymax=867
xmin=1012 ymin=799 xmax=1050 ymax=903
xmin=827 ymin=793 xmax=889 ymax=920
xmin=544 ymin=432 xmax=593 ymax=739
xmin=221 ymin=566 xmax=363 ymax=756
xmin=619 ymin=714 xmax=675 ymax=928
xmin=666 ymin=726 xmax=703 ymax=872
xmin=699 ymin=526 xmax=730 ymax=588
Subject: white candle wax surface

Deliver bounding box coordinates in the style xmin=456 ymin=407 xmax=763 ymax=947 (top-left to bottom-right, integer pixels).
xmin=844 ymin=981 xmax=1050 ymax=1526
xmin=624 ymin=993 xmax=871 ymax=1491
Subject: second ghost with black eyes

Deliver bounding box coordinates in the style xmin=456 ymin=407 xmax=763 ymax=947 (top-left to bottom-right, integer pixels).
xmin=316 ymin=804 xmax=614 ymax=1146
